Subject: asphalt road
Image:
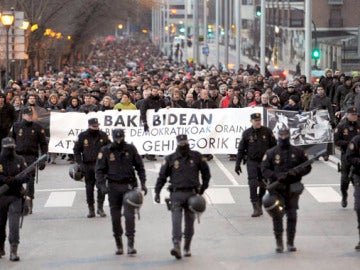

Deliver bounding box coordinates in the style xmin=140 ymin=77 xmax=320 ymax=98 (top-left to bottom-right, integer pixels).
xmin=1 ymin=153 xmax=359 ymax=270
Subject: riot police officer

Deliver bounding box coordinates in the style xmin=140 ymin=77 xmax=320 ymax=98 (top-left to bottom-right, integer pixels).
xmin=334 ymin=106 xmax=360 ymax=207
xmin=73 ymin=118 xmax=110 ymax=218
xmin=0 ymin=137 xmax=30 ymax=261
xmin=10 ymin=107 xmax=47 ymax=214
xmin=345 ymin=135 xmax=360 ymax=251
xmin=235 ymin=113 xmax=277 ymax=217
xmin=95 ymin=129 xmax=147 ymax=255
xmin=154 ymin=134 xmax=211 ymax=259
xmin=261 ymin=127 xmax=312 ymax=253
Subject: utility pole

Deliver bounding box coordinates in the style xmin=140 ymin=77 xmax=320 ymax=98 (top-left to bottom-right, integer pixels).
xmin=193 ymin=0 xmax=200 ymax=64
xmin=260 ymin=0 xmax=266 ymax=75
xmin=305 ymin=0 xmax=312 ymax=81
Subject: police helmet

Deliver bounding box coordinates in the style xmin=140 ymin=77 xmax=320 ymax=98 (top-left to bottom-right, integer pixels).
xmin=262 ymin=192 xmax=285 ymax=218
xmin=123 ymin=189 xmax=143 ymax=208
xmin=188 ymin=194 xmax=206 ymax=213
xmin=69 ymin=164 xmax=84 ymax=181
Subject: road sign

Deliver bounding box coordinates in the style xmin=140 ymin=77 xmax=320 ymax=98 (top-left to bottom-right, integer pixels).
xmin=202 ymin=44 xmax=209 ymax=56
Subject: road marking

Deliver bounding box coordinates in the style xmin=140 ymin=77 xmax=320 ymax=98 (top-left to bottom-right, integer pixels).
xmin=213 ymin=156 xmax=240 ymax=186
xmin=205 ymin=188 xmax=235 ymax=204
xmin=306 ymin=187 xmax=341 ymax=202
xmin=45 ymin=191 xmax=76 ymax=207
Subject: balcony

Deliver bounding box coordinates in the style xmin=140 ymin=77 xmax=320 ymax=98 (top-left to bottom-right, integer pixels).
xmin=328 ymin=0 xmax=344 ymax=4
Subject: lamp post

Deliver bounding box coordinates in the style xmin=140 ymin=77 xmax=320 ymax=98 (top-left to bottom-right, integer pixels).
xmin=1 ymin=12 xmax=15 ymax=87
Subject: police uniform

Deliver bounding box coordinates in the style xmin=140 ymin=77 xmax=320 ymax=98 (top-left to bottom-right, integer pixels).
xmin=235 ymin=113 xmax=277 ymax=217
xmin=334 ymin=106 xmax=360 ymax=207
xmin=10 ymin=107 xmax=47 ymax=213
xmin=95 ymin=129 xmax=147 ymax=255
xmin=73 ymin=118 xmax=110 ymax=218
xmin=261 ymin=128 xmax=311 ymax=253
xmin=0 ymin=137 xmax=30 ymax=261
xmin=155 ymin=134 xmax=211 ymax=259
xmin=345 ymin=135 xmax=360 ymax=250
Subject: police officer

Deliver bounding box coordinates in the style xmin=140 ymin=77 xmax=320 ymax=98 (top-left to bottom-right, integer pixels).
xmin=345 ymin=134 xmax=360 ymax=251
xmin=154 ymin=135 xmax=211 ymax=259
xmin=334 ymin=106 xmax=360 ymax=207
xmin=95 ymin=129 xmax=147 ymax=255
xmin=235 ymin=113 xmax=277 ymax=217
xmin=73 ymin=118 xmax=110 ymax=218
xmin=0 ymin=137 xmax=30 ymax=261
xmin=261 ymin=127 xmax=312 ymax=253
xmin=10 ymin=107 xmax=47 ymax=214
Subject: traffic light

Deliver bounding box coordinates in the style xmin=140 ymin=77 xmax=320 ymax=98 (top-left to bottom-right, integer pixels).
xmin=256 ymin=6 xmax=261 ymax=17
xmin=311 ymin=48 xmax=321 ymax=60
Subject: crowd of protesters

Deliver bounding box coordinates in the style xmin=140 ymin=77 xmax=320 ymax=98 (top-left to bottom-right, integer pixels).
xmin=1 ymin=34 xmax=360 ymax=162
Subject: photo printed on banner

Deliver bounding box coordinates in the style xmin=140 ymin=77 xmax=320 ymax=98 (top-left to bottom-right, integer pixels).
xmin=267 ymin=109 xmax=333 ymax=146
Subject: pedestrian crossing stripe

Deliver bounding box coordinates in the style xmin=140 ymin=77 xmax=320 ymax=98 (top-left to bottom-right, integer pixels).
xmin=306 ymin=187 xmax=341 ymax=202
xmin=44 ymin=191 xmax=76 ymax=207
xmin=41 ymin=186 xmax=344 ymax=207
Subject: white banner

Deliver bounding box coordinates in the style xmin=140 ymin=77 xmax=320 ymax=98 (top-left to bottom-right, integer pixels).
xmin=49 ymin=107 xmax=263 ymax=155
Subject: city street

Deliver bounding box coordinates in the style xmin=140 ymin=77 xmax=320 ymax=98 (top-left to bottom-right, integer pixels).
xmin=1 ymin=153 xmax=359 ymax=270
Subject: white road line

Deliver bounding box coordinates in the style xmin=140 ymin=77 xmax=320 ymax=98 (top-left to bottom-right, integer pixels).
xmin=204 ymin=188 xmax=235 ymax=204
xmin=306 ymin=187 xmax=341 ymax=203
xmin=36 ymin=183 xmax=341 ymax=193
xmin=44 ymin=191 xmax=76 ymax=207
xmin=212 ymin=156 xmax=240 ymax=186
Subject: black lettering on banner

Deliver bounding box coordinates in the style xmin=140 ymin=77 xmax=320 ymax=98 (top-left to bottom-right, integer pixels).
xmin=114 ymin=115 xmax=125 ymax=126
xmin=67 ymin=129 xmax=85 ymax=136
xmin=54 ymin=140 xmax=75 ymax=149
xmin=104 ymin=115 xmax=113 ymax=126
xmin=143 ymin=140 xmax=176 ymax=152
xmin=235 ymin=138 xmax=241 ymax=148
xmin=152 ymin=113 xmax=213 ymax=126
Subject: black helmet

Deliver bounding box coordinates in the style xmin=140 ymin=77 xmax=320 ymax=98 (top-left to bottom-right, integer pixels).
xmin=262 ymin=192 xmax=285 ymax=218
xmin=123 ymin=189 xmax=143 ymax=208
xmin=188 ymin=194 xmax=206 ymax=213
xmin=69 ymin=164 xmax=84 ymax=181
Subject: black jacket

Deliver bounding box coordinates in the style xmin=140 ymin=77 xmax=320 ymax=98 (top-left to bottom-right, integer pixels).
xmin=155 ymin=149 xmax=211 ymax=194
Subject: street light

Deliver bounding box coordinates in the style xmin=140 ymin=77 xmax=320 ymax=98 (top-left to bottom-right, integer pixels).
xmin=1 ymin=12 xmax=15 ymax=87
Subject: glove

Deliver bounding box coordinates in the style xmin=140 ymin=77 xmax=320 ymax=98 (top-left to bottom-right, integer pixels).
xmin=99 ymin=185 xmax=109 ymax=195
xmin=38 ymin=161 xmax=46 ymax=171
xmin=84 ymin=110 xmax=89 ymax=114
xmin=198 ymin=185 xmax=206 ymax=195
xmin=154 ymin=193 xmax=160 ymax=203
xmin=277 ymin=172 xmax=288 ymax=183
xmin=235 ymin=165 xmax=242 ymax=175
xmin=155 ymin=107 xmax=160 ymax=112
xmin=117 ymin=109 xmax=122 ymax=112
xmin=4 ymin=176 xmax=15 ymax=185
xmin=144 ymin=123 xmax=149 ymax=132
xmin=288 ymin=167 xmax=302 ymax=176
xmin=141 ymin=184 xmax=148 ymax=196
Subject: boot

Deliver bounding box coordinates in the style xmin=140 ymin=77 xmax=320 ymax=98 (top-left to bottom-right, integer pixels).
xmin=0 ymin=242 xmax=5 ymax=257
xmin=355 ymin=230 xmax=360 ymax=251
xmin=29 ymin=199 xmax=33 ymax=215
xmin=9 ymin=244 xmax=19 ymax=261
xmin=275 ymin=234 xmax=284 ymax=253
xmin=287 ymin=232 xmax=297 ymax=252
xmin=127 ymin=237 xmax=137 ymax=255
xmin=87 ymin=205 xmax=95 ymax=218
xmin=170 ymin=241 xmax=182 ymax=259
xmin=115 ymin=237 xmax=123 ymax=255
xmin=97 ymin=203 xmax=106 ymax=217
xmin=258 ymin=201 xmax=263 ymax=215
xmin=251 ymin=202 xmax=261 ymax=217
xmin=341 ymin=194 xmax=348 ymax=208
xmin=183 ymin=238 xmax=191 ymax=257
